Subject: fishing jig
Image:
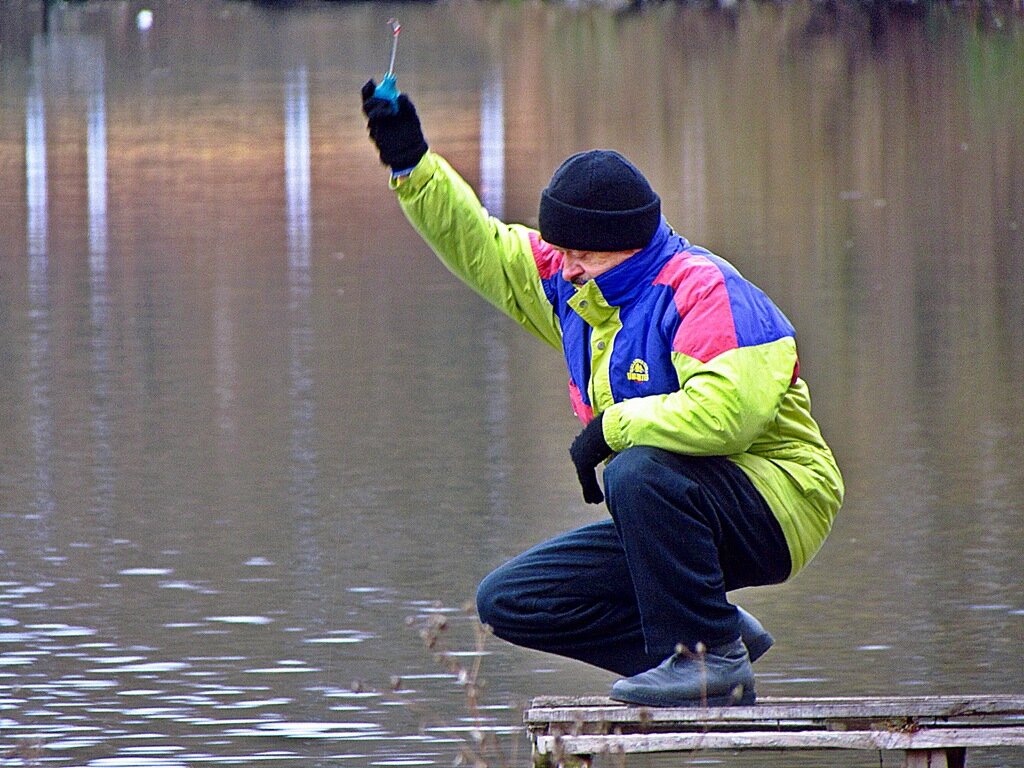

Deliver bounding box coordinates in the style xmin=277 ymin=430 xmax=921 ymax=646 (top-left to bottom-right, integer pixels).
xmin=373 ymin=19 xmax=402 ymax=112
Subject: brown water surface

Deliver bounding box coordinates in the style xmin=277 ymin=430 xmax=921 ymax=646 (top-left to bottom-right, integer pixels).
xmin=1 ymin=1 xmax=1022 ymax=766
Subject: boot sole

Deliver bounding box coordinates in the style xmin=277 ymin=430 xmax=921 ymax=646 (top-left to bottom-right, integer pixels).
xmin=610 ymin=686 xmax=756 ymax=708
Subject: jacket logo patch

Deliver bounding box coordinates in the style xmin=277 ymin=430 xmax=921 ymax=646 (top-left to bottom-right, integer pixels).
xmin=627 ymin=358 xmax=650 ymax=383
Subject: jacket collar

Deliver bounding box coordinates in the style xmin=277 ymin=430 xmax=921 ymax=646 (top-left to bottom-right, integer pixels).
xmin=590 ymin=219 xmax=677 ymax=306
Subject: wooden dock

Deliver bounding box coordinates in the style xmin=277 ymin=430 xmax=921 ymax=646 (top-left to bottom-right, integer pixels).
xmin=525 ymin=694 xmax=1024 ymax=767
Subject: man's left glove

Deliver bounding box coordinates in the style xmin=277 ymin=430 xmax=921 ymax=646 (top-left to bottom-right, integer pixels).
xmin=569 ymin=413 xmax=613 ymax=504
xmin=361 ymin=79 xmax=428 ymax=172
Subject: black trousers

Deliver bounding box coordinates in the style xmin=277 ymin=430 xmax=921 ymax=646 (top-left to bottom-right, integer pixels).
xmin=476 ymin=447 xmax=792 ymax=676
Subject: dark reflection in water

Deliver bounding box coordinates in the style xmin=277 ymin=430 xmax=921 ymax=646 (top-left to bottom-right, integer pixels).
xmin=0 ymin=1 xmax=1022 ymax=766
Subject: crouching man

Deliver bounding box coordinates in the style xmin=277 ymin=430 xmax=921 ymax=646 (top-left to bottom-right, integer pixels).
xmin=361 ymin=81 xmax=843 ymax=707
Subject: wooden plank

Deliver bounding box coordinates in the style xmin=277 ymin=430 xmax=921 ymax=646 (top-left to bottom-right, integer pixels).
xmin=905 ymin=748 xmax=966 ymax=768
xmin=533 ymin=726 xmax=1024 ymax=756
xmin=529 ymin=695 xmax=1024 ymax=710
xmin=526 ymin=694 xmax=1024 ymax=729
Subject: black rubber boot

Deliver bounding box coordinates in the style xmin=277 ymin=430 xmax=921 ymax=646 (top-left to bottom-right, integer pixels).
xmin=737 ymin=606 xmax=774 ymax=662
xmin=609 ymin=638 xmax=755 ymax=707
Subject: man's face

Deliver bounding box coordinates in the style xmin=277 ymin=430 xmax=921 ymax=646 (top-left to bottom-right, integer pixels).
xmin=555 ymin=247 xmax=639 ymax=286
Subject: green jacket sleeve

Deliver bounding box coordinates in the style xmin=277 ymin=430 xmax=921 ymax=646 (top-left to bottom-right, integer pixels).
xmin=602 ymin=338 xmax=797 ymax=456
xmin=393 ymin=152 xmax=562 ymax=350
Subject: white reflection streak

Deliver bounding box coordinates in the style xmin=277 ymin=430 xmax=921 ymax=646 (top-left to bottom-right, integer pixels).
xmin=285 ymin=65 xmax=313 ymax=417
xmin=285 ymin=66 xmax=311 ymax=276
xmin=87 ymin=51 xmax=108 ymax=266
xmin=285 ymin=66 xmax=318 ymax=573
xmin=86 ymin=37 xmax=115 ymax=518
xmin=479 ymin=63 xmax=505 ymax=220
xmin=27 ymin=65 xmax=48 ymax=267
xmin=480 ymin=61 xmax=511 ymax=527
xmin=26 ymin=37 xmax=55 ymax=525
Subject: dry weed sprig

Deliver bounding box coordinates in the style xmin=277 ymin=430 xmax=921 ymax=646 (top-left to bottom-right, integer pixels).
xmin=2 ymin=739 xmax=43 ymax=766
xmin=675 ymin=640 xmax=709 ymax=708
xmin=410 ymin=606 xmax=521 ymax=768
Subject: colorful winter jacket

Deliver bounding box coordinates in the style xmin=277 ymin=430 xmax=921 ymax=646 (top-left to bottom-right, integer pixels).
xmin=393 ymin=151 xmax=843 ymax=575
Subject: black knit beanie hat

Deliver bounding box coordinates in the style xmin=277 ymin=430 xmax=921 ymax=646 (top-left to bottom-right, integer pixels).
xmin=539 ymin=149 xmax=661 ymax=252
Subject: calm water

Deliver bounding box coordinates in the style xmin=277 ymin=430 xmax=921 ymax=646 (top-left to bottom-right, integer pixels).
xmin=1 ymin=1 xmax=1023 ymax=766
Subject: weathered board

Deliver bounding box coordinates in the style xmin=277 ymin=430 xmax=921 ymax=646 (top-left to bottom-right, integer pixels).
xmin=525 ymin=694 xmax=1024 ymax=768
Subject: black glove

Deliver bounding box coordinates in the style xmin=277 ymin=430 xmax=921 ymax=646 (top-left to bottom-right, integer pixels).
xmin=569 ymin=413 xmax=613 ymax=504
xmin=361 ymin=79 xmax=428 ymax=172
